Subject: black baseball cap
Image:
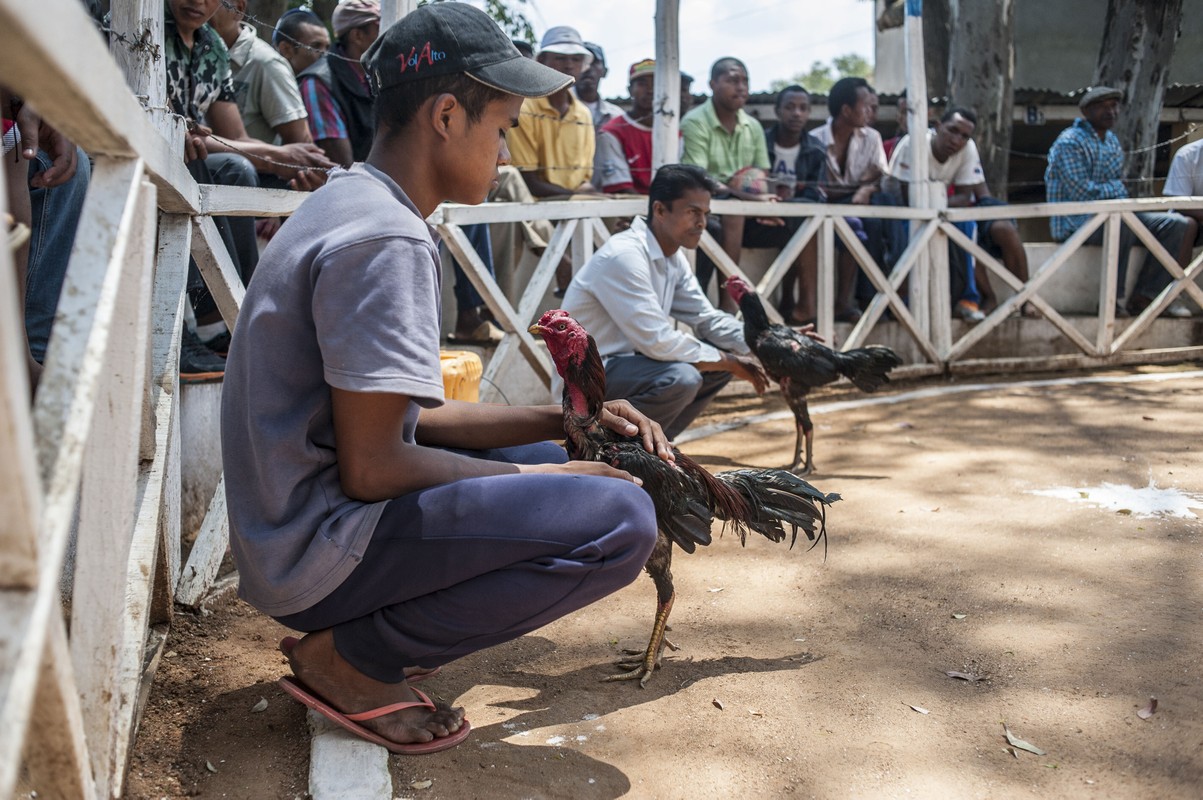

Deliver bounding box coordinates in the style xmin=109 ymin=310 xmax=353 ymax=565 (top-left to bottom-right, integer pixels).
xmin=363 ymin=2 xmax=572 ymax=97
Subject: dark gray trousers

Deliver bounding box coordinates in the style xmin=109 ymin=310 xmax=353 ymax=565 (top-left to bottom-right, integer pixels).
xmin=276 ymin=441 xmax=657 ymax=682
xmin=604 ymin=354 xmax=733 ymax=440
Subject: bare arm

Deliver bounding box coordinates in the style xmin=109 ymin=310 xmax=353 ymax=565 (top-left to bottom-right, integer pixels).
xmin=520 ymin=170 xmax=576 ymax=198
xmin=315 ymin=137 xmax=354 ymax=169
xmin=696 ymin=352 xmax=769 ymax=395
xmin=273 ymin=117 xmax=315 ymax=145
xmin=332 ymin=391 xmax=672 ymax=502
xmin=204 ymin=101 xmax=334 ymax=177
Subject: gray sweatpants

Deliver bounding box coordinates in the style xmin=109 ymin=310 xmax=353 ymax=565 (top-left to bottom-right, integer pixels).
xmin=605 ymin=355 xmax=733 ymax=440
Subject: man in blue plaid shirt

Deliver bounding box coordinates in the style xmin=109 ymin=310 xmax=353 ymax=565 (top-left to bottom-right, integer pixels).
xmin=1046 ymin=87 xmax=1196 ymax=318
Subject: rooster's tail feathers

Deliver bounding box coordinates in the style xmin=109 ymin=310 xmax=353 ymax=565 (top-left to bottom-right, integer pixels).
xmin=714 ymin=468 xmax=840 ymax=552
xmin=834 ymin=345 xmax=903 ymax=393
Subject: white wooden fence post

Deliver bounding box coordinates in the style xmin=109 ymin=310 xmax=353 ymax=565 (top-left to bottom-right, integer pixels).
xmin=652 ymin=0 xmax=682 ymax=174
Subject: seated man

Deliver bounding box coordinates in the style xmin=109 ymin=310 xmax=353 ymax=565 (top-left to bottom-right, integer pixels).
xmin=812 ymin=76 xmax=898 ymax=316
xmin=561 ymin=164 xmax=769 ymax=439
xmin=888 ymin=106 xmax=1034 ymax=320
xmin=506 ymin=24 xmax=599 ymax=291
xmin=596 ymin=58 xmax=657 ymax=195
xmin=681 ymin=57 xmax=774 ymax=302
xmin=1047 ymin=87 xmax=1195 ymax=318
xmin=273 ymin=8 xmax=330 ymax=76
xmin=163 ymin=0 xmax=331 ymax=373
xmin=507 ymin=25 xmax=598 ymax=198
xmin=744 ymin=84 xmax=832 ymax=326
xmin=299 ymin=0 xmax=380 ymax=167
xmin=222 ymin=4 xmax=662 ymax=753
xmin=1163 ymin=135 xmax=1203 ymax=248
xmin=211 ymin=0 xmax=313 ymax=153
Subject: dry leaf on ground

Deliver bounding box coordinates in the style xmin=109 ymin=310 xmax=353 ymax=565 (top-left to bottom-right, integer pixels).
xmin=1003 ymin=723 xmax=1046 ymax=755
xmin=945 ymin=670 xmax=984 ymax=682
xmin=1137 ymin=697 xmax=1158 ymax=720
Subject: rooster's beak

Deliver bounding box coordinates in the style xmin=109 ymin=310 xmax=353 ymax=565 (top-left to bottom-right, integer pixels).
xmin=528 ymin=323 xmax=544 ymax=336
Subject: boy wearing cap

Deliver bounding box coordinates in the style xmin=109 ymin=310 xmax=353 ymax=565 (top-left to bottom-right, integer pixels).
xmin=597 ymin=59 xmax=658 ymax=194
xmin=299 ymin=0 xmax=381 ymax=166
xmin=1046 ymin=87 xmax=1195 ymax=318
xmin=221 ymin=3 xmax=662 ymax=753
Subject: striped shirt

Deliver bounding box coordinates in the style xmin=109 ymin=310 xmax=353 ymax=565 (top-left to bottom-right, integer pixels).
xmin=301 ymin=76 xmax=348 ymax=142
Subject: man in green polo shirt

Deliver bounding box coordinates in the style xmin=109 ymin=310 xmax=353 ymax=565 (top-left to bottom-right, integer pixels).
xmin=681 ymin=57 xmax=775 ymax=304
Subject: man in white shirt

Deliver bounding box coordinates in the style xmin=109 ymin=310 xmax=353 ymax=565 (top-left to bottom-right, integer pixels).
xmin=561 ymin=164 xmax=769 ymax=438
xmin=1164 ymin=137 xmax=1203 ymax=246
xmin=888 ymin=106 xmax=1033 ymax=320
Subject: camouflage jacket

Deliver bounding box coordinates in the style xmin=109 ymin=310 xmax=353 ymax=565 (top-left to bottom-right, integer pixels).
xmin=163 ymin=4 xmax=236 ymax=123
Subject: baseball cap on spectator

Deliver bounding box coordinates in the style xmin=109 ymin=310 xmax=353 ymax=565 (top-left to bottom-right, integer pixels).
xmin=332 ymin=0 xmax=380 ymax=39
xmin=629 ymin=59 xmax=655 ymax=80
xmin=539 ymin=26 xmax=592 ymax=63
xmin=362 ymin=2 xmax=572 ymax=97
xmin=583 ymin=42 xmax=606 ymax=67
xmin=513 ymin=38 xmax=535 ymax=59
xmin=1078 ymin=85 xmax=1123 ymax=109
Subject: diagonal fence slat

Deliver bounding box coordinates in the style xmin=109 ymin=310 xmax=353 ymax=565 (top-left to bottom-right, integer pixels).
xmin=191 ymin=216 xmax=248 ymax=333
xmin=69 ymin=177 xmax=157 ymax=799
xmin=941 ymin=221 xmax=1097 ymax=358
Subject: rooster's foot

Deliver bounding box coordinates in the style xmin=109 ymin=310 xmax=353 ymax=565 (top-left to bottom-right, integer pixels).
xmin=621 ymin=636 xmax=677 ymax=656
xmin=603 ymin=662 xmax=657 ymax=687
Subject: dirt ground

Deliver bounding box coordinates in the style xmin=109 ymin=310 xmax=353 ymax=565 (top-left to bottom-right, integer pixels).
xmin=124 ymin=365 xmax=1203 ymax=799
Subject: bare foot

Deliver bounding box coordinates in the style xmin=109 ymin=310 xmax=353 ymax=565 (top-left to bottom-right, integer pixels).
xmin=285 ymin=630 xmax=464 ymax=746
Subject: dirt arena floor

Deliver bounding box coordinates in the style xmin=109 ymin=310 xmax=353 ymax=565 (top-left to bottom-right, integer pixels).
xmin=124 ymin=365 xmax=1203 ymax=799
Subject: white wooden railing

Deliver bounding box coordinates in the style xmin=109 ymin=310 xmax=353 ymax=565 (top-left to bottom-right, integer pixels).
xmin=2 ymin=0 xmax=1202 ymax=797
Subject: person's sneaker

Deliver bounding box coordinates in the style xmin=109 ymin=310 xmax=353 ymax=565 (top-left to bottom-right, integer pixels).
xmin=180 ymin=327 xmax=226 ymax=381
xmin=202 ymin=329 xmax=232 ymax=355
xmin=1163 ymin=300 xmax=1192 ymax=319
xmin=1113 ymin=303 xmax=1130 ymax=319
xmin=955 ymin=299 xmax=986 ymax=324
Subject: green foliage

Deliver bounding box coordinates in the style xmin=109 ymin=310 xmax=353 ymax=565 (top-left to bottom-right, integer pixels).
xmin=770 ymin=53 xmax=874 ymax=95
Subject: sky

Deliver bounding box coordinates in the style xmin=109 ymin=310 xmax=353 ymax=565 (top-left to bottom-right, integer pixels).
xmin=521 ymin=0 xmax=877 ymax=96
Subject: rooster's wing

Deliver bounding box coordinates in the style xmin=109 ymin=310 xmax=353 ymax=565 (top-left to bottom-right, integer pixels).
xmin=753 ymin=325 xmax=841 ymax=390
xmin=598 ymin=440 xmax=714 ymax=553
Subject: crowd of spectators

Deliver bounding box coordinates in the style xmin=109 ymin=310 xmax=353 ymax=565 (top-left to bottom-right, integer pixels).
xmin=5 ymin=0 xmax=1203 ymax=395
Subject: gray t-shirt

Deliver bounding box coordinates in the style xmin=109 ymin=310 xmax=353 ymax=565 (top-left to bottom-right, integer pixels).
xmin=220 ymin=163 xmax=444 ymax=616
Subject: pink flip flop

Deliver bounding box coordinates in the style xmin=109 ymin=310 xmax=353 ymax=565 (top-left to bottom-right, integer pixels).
xmin=277 ymin=675 xmax=471 ymax=754
xmin=277 ymin=637 xmax=442 ymax=683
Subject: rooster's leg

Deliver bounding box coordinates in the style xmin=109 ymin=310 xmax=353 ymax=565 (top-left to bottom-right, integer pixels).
xmin=799 ymin=426 xmax=815 ymax=476
xmin=788 ymin=407 xmax=815 ymax=476
xmin=605 ymin=540 xmax=675 ymax=687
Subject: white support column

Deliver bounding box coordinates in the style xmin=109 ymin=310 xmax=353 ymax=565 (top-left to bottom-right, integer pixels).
xmin=928 ymin=183 xmax=951 ymax=357
xmin=817 ymin=216 xmax=836 ymax=345
xmin=904 ymin=0 xmax=931 ymax=339
xmin=652 ymin=0 xmax=681 ymax=173
xmin=380 ymin=0 xmax=417 ymax=27
xmin=1096 ymin=213 xmax=1121 ymax=354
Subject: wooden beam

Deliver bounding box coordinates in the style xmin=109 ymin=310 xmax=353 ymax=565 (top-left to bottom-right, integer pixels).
xmin=3 ymin=157 xmax=146 ymax=800
xmin=0 ymin=158 xmax=39 ymax=590
xmin=431 ymin=198 xmax=645 ymax=225
xmin=438 ymin=222 xmax=558 ymax=390
xmin=21 ymin=621 xmax=96 ymax=800
xmin=941 ymin=222 xmax=1096 ymax=358
xmin=175 ymin=478 xmax=229 ymax=609
xmin=191 ymin=216 xmax=247 ymax=333
xmin=148 ymin=215 xmax=190 ymax=621
xmin=0 ymin=0 xmax=198 ymax=214
xmin=833 ymin=216 xmax=940 ymax=364
xmin=199 ymin=184 xmax=307 ymax=218
xmin=69 ymin=178 xmax=156 ymax=799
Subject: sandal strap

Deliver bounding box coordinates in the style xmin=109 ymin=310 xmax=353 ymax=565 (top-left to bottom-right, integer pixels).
xmin=344 ymin=688 xmax=436 ymax=722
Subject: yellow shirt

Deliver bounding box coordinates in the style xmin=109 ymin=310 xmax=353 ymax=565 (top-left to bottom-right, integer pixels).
xmin=507 ymin=94 xmax=596 ymax=190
